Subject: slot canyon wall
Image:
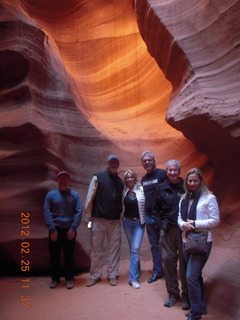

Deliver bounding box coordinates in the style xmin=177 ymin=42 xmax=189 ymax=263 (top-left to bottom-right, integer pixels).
xmin=0 ymin=0 xmax=239 ymax=317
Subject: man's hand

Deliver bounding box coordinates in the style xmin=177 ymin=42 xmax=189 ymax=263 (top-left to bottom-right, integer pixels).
xmin=50 ymin=231 xmax=58 ymax=241
xmin=67 ymin=230 xmax=76 ymax=240
xmin=84 ymin=215 xmax=90 ymax=225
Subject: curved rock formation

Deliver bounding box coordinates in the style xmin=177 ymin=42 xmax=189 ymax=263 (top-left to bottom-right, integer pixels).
xmin=137 ymin=4 xmax=240 ymax=156
xmin=0 ymin=0 xmax=239 ymax=317
xmin=136 ymin=0 xmax=240 ymax=316
xmin=135 ymin=0 xmax=240 ymax=233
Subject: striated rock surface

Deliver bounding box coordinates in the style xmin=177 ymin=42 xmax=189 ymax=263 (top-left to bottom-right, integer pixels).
xmin=0 ymin=0 xmax=239 ymax=317
xmin=135 ymin=0 xmax=240 ymax=316
xmin=136 ymin=0 xmax=240 ymax=236
xmin=0 ymin=1 xmax=119 ymax=273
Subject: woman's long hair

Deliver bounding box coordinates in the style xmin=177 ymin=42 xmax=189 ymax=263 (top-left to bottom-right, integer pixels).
xmin=183 ymin=168 xmax=211 ymax=198
xmin=123 ymin=169 xmax=141 ymax=193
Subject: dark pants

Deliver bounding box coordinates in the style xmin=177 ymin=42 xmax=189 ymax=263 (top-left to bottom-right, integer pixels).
xmin=49 ymin=228 xmax=76 ymax=281
xmin=161 ymin=226 xmax=188 ymax=299
xmin=146 ymin=222 xmax=164 ymax=276
xmin=183 ymin=242 xmax=212 ymax=317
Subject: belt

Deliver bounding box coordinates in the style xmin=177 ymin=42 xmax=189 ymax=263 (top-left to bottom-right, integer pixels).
xmin=125 ymin=217 xmax=139 ymax=221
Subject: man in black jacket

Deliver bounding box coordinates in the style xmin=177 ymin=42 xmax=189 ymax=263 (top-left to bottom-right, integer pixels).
xmin=85 ymin=154 xmax=123 ymax=287
xmin=153 ymin=160 xmax=190 ymax=310
xmin=141 ymin=151 xmax=167 ymax=283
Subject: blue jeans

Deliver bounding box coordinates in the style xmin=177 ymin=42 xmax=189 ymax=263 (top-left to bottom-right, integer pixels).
xmin=146 ymin=222 xmax=164 ymax=276
xmin=122 ymin=218 xmax=145 ymax=282
xmin=184 ymin=242 xmax=212 ymax=317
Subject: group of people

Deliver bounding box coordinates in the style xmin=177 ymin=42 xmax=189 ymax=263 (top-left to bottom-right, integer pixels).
xmin=44 ymin=151 xmax=220 ymax=320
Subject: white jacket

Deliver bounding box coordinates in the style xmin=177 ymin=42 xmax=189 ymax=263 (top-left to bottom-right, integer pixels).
xmin=122 ymin=185 xmax=146 ymax=225
xmin=178 ymin=191 xmax=220 ymax=243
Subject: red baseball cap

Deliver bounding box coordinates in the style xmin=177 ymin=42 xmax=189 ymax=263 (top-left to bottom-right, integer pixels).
xmin=57 ymin=171 xmax=70 ymax=178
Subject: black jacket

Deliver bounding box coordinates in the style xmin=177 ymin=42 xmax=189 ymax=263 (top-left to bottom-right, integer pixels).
xmin=92 ymin=169 xmax=123 ymax=220
xmin=152 ymin=178 xmax=185 ymax=231
xmin=141 ymin=168 xmax=167 ymax=214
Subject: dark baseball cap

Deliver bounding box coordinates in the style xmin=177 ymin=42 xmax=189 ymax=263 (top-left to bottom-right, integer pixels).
xmin=107 ymin=154 xmax=119 ymax=162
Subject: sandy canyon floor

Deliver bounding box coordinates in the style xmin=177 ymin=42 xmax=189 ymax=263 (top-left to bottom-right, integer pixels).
xmin=1 ymin=258 xmax=233 ymax=320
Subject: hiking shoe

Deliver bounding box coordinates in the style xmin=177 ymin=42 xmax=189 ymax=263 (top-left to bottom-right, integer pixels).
xmin=164 ymin=297 xmax=180 ymax=307
xmin=86 ymin=278 xmax=101 ymax=287
xmin=49 ymin=280 xmax=60 ymax=289
xmin=109 ymin=278 xmax=118 ymax=286
xmin=66 ymin=280 xmax=74 ymax=289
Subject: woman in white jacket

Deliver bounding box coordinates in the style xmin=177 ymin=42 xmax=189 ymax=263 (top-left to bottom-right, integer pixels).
xmin=122 ymin=170 xmax=145 ymax=289
xmin=178 ymin=168 xmax=220 ymax=320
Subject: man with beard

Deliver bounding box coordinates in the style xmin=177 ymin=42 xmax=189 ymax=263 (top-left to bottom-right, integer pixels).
xmin=85 ymin=154 xmax=124 ymax=287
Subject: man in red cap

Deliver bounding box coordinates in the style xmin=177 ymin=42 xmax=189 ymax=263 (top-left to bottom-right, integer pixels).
xmin=44 ymin=171 xmax=82 ymax=289
xmin=85 ymin=154 xmax=123 ymax=287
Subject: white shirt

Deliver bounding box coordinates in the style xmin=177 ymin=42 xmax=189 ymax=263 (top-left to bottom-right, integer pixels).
xmin=178 ymin=191 xmax=220 ymax=243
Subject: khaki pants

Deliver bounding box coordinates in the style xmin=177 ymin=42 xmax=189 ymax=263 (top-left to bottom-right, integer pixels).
xmin=90 ymin=218 xmax=121 ymax=279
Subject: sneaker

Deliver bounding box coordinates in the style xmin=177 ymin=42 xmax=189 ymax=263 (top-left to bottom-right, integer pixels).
xmin=49 ymin=280 xmax=60 ymax=289
xmin=131 ymin=281 xmax=140 ymax=289
xmin=164 ymin=297 xmax=181 ymax=307
xmin=86 ymin=278 xmax=101 ymax=287
xmin=66 ymin=280 xmax=74 ymax=289
xmin=109 ymin=278 xmax=118 ymax=286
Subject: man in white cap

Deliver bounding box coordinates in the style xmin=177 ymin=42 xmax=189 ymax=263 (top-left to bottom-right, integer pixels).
xmin=85 ymin=154 xmax=123 ymax=287
xmin=44 ymin=171 xmax=82 ymax=289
